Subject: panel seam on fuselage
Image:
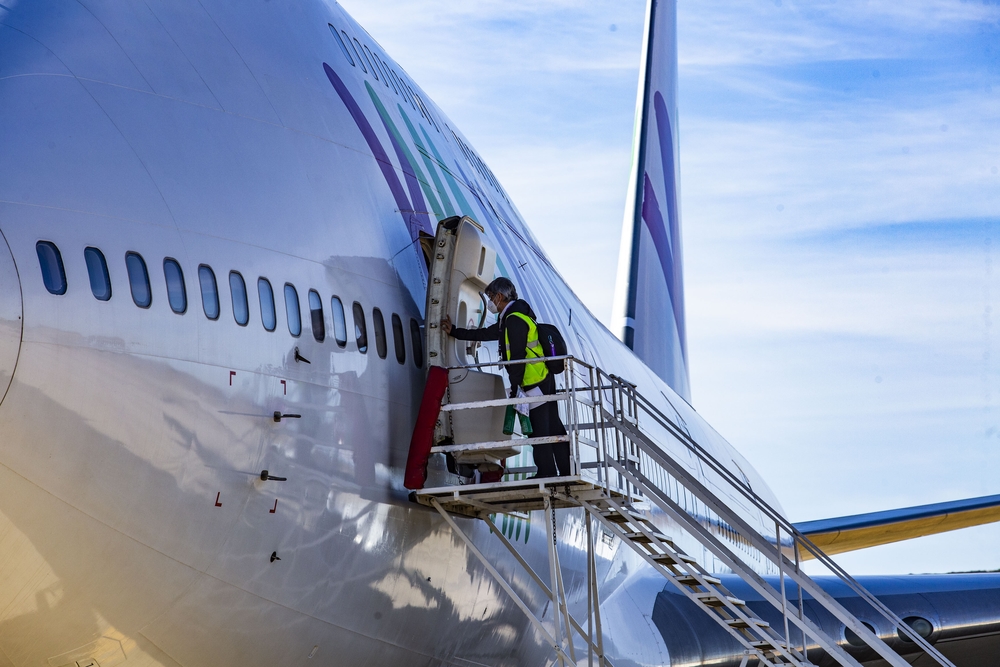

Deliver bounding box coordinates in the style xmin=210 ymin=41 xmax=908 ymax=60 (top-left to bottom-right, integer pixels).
xmin=16 ymin=341 xmax=417 ymax=407
xmin=0 ymin=457 xmax=452 ymax=664
xmin=0 ymin=200 xmax=408 ymax=288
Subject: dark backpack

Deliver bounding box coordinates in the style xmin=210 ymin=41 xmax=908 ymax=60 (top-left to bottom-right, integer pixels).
xmin=536 ymin=322 xmax=567 ymax=375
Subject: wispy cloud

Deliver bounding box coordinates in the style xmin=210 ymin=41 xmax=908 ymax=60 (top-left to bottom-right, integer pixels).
xmin=340 ymin=0 xmax=1000 ymax=574
xmin=339 ymin=0 xmax=646 ymax=324
xmin=680 ymin=0 xmax=1000 ymax=67
xmin=681 ymin=90 xmax=1000 ymax=240
xmin=679 ymin=0 xmax=1000 ymax=575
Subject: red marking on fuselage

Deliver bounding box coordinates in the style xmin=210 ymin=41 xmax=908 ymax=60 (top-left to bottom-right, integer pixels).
xmin=269 ymin=499 xmax=278 ymax=514
xmin=229 ymin=371 xmax=236 ymax=386
xmin=215 ymin=492 xmax=222 ymax=507
xmin=280 ymin=379 xmax=286 ymax=395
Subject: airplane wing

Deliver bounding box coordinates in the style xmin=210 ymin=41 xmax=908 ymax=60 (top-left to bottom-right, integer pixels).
xmin=793 ymin=493 xmax=1000 ymax=558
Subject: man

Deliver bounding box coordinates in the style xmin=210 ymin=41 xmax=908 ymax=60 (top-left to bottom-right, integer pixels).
xmin=442 ymin=277 xmax=570 ymax=478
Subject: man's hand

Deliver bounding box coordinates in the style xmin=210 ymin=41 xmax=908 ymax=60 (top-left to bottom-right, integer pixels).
xmin=441 ymin=314 xmax=453 ymax=335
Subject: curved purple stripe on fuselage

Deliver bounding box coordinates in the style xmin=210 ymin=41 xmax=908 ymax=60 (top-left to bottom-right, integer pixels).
xmin=651 ymin=90 xmax=687 ymax=357
xmin=323 ymin=63 xmax=416 ymax=237
xmin=372 ymin=107 xmax=432 ymax=237
xmin=640 ymin=172 xmax=677 ymax=309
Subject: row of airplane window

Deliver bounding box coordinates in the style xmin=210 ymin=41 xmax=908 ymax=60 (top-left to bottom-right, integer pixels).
xmin=35 ymin=241 xmax=424 ymax=368
xmin=327 ymin=23 xmax=440 ymax=134
xmin=327 ymin=22 xmax=508 ymax=203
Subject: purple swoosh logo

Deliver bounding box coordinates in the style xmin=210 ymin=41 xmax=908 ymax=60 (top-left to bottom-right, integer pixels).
xmin=324 ymin=63 xmax=423 ymax=240
xmin=640 ymin=90 xmax=687 ymax=358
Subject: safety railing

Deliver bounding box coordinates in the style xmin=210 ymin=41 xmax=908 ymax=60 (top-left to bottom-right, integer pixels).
xmin=433 ymin=354 xmax=601 ymax=481
xmin=422 ymin=355 xmax=954 ymax=667
xmin=587 ymin=367 xmax=955 ymax=667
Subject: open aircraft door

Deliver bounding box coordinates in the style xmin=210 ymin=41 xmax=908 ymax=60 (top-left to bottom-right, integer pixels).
xmin=0 ymin=230 xmax=21 ymax=407
xmin=426 ymin=216 xmax=496 ymax=367
xmin=424 ymin=216 xmax=510 ymax=470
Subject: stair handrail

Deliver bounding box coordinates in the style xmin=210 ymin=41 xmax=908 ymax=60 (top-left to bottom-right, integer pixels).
xmin=429 ymin=356 xmax=951 ymax=665
xmin=443 ymin=354 xmax=588 ymax=371
xmin=598 ymin=369 xmax=954 ymax=666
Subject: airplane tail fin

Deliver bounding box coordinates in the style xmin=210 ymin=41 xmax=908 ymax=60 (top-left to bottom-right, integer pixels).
xmin=613 ymin=0 xmax=690 ymax=401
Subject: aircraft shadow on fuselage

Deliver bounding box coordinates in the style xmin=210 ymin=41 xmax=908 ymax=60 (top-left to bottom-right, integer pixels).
xmin=0 ymin=323 xmax=547 ymax=665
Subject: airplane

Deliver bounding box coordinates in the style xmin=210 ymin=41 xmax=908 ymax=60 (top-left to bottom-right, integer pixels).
xmin=0 ymin=0 xmax=999 ymax=665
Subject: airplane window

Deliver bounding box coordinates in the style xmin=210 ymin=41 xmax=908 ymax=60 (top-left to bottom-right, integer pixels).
xmin=308 ymin=289 xmax=325 ymax=342
xmin=258 ymin=278 xmax=276 ymax=331
xmin=331 ymin=296 xmax=347 ymax=348
xmin=163 ymin=258 xmax=187 ymax=314
xmin=125 ymin=252 xmax=151 ymax=308
xmin=353 ymin=301 xmax=368 ymax=353
xmin=84 ymin=246 xmax=111 ymax=301
xmin=410 ymin=318 xmax=423 ymax=368
xmin=361 ymin=44 xmax=380 ymax=81
xmin=398 ymin=77 xmax=418 ymax=111
xmin=411 ymin=87 xmax=431 ymax=125
xmin=230 ymin=271 xmax=248 ymax=326
xmin=284 ymin=283 xmax=301 ymax=337
xmin=199 ymin=265 xmax=219 ymax=320
xmin=346 ymin=34 xmax=367 ymax=73
xmin=420 ymin=96 xmax=440 ymax=132
xmin=391 ymin=313 xmax=405 ymax=364
xmin=389 ymin=69 xmax=408 ymax=102
xmin=374 ymin=53 xmax=398 ymax=94
xmin=372 ymin=308 xmax=387 ymax=359
xmin=406 ymin=83 xmax=425 ymax=118
xmin=36 ymin=241 xmax=67 ymax=295
xmin=328 ymin=24 xmax=355 ymax=66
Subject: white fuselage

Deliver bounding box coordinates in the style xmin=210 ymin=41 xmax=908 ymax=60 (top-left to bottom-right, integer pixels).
xmin=0 ymin=1 xmax=781 ymax=665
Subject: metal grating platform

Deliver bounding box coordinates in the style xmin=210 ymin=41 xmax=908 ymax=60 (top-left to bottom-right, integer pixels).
xmin=412 ymin=475 xmax=632 ymax=518
xmin=406 ymin=354 xmax=956 ymax=667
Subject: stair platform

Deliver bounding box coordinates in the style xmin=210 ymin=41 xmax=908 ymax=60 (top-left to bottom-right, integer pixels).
xmin=429 ymin=435 xmax=569 ymax=466
xmin=412 ymin=475 xmax=629 ymax=518
xmin=405 ymin=353 xmax=952 ymax=667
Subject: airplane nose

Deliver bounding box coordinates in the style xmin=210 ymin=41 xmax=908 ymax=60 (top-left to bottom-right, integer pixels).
xmin=0 ymin=231 xmax=22 ymax=405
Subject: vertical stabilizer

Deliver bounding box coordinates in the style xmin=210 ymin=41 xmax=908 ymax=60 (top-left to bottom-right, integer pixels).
xmin=613 ymin=0 xmax=690 ymax=400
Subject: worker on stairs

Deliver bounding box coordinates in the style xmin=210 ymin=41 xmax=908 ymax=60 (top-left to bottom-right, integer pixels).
xmin=442 ymin=277 xmax=570 ymax=478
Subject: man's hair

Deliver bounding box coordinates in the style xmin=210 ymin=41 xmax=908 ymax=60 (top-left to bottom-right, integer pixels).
xmin=485 ymin=277 xmax=517 ymax=302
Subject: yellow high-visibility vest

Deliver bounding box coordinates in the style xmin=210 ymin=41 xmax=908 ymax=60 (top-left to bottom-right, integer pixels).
xmin=504 ymin=312 xmax=549 ymax=387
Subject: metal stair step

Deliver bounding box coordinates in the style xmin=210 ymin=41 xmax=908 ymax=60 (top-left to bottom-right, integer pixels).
xmin=652 ymin=552 xmax=698 ymax=566
xmin=622 ymin=531 xmax=673 ymax=544
xmin=726 ymin=617 xmax=770 ymax=629
xmin=674 ymin=574 xmax=722 ymax=586
xmin=599 ymin=509 xmax=646 ymax=524
xmin=695 ymin=594 xmax=746 ymax=608
xmin=417 ymin=356 xmax=939 ymax=667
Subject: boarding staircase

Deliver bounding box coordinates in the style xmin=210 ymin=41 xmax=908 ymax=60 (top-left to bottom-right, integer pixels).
xmin=410 ymin=356 xmax=956 ymax=667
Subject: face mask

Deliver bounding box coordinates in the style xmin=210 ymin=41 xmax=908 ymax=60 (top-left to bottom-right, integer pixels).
xmin=486 ymin=297 xmax=499 ymax=314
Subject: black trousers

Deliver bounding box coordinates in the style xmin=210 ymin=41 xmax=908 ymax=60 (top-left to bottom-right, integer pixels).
xmin=525 ymin=374 xmax=570 ymax=477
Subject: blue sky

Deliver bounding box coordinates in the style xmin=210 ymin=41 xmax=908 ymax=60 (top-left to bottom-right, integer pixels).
xmin=341 ymin=0 xmax=1000 ymax=575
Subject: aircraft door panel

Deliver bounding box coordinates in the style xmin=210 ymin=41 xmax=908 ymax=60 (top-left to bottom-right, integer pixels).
xmin=425 ymin=216 xmax=496 ymax=368
xmin=0 ymin=229 xmax=21 ymax=407
xmin=425 ymin=216 xmax=509 ymax=455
